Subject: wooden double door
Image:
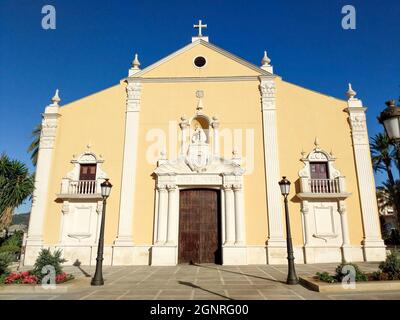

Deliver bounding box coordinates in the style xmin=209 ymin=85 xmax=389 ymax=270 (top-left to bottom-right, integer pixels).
xmin=178 ymin=189 xmax=222 ymax=264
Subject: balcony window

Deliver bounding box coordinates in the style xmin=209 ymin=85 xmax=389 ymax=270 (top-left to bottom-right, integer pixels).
xmin=298 ymin=139 xmax=350 ymax=199
xmin=57 ymin=150 xmax=107 ymax=199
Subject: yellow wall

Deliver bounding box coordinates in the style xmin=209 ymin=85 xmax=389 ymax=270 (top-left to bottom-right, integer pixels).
xmin=134 ymin=80 xmax=268 ymax=245
xmin=43 ymin=84 xmax=126 ymax=244
xmin=42 ymin=41 xmax=365 ymax=248
xmin=276 ymin=79 xmax=364 ymax=245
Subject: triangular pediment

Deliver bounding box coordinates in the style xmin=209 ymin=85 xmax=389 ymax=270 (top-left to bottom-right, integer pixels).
xmin=133 ymin=40 xmax=272 ymax=79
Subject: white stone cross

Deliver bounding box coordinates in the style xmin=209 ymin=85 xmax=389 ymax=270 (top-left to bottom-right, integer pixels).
xmin=194 ymin=20 xmax=207 ymax=37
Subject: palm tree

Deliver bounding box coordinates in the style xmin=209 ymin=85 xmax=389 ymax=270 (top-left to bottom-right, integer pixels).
xmin=371 ymin=133 xmax=396 ymax=186
xmin=27 ymin=124 xmax=41 ymax=167
xmin=0 ymin=154 xmax=34 ymax=231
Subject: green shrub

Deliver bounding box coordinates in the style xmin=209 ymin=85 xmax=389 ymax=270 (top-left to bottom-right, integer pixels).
xmin=3 ymin=231 xmax=23 ymax=247
xmin=378 ymin=252 xmax=400 ymax=280
xmin=0 ymin=252 xmax=13 ymax=275
xmin=335 ymin=263 xmax=368 ymax=282
xmin=0 ymin=244 xmax=21 ymax=254
xmin=32 ymin=248 xmax=66 ymax=280
xmin=316 ymin=271 xmax=337 ymax=283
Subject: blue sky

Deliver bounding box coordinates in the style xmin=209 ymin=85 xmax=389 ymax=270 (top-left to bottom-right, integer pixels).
xmin=1 ymin=0 xmax=399 ymax=213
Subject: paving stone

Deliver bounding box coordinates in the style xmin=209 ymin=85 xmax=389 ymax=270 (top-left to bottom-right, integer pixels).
xmin=1 ymin=263 xmax=398 ymax=300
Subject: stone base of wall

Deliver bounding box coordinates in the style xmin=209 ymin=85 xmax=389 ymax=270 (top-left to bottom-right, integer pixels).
xmin=23 ymin=244 xmax=386 ymax=266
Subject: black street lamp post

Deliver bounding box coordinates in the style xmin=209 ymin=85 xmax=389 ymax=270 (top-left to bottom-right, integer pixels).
xmin=91 ymin=178 xmax=113 ymax=286
xmin=278 ymin=176 xmax=299 ymax=285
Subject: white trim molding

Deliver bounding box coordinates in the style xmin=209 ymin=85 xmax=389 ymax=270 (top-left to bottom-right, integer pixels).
xmin=151 ymin=104 xmax=247 ymax=266
xmin=259 ymin=76 xmax=287 ymax=263
xmin=26 ymin=93 xmax=61 ymax=248
xmin=345 ymin=85 xmax=386 ymax=261
xmin=114 ymin=79 xmax=142 ymax=250
xmin=297 ymin=140 xmax=353 ymax=263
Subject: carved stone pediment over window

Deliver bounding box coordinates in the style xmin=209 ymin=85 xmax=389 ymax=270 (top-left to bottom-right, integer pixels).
xmin=297 ymin=138 xmax=350 ymax=199
xmin=298 ymin=138 xmax=340 ymax=180
xmin=58 ymin=146 xmax=108 ymax=199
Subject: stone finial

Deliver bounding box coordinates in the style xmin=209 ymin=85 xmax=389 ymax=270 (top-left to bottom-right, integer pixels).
xmin=261 ymin=51 xmax=271 ymax=66
xmin=159 ymin=149 xmax=167 ymax=160
xmin=232 ymin=148 xmax=241 ymax=165
xmin=314 ymin=137 xmax=320 ymax=149
xmin=260 ymin=51 xmax=273 ymax=73
xmin=51 ymin=89 xmax=61 ymax=106
xmin=132 ymin=53 xmax=141 ymax=70
xmin=211 ymin=116 xmax=219 ymax=129
xmin=346 ymin=83 xmax=357 ymax=100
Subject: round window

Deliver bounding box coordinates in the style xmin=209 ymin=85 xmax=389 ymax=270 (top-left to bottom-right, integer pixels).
xmin=194 ymin=56 xmax=206 ymax=68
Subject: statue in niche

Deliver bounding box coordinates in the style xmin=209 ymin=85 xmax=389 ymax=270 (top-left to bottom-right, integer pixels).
xmin=191 ymin=124 xmax=207 ymax=144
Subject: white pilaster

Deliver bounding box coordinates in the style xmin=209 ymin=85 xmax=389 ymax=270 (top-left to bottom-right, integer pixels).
xmin=345 ymin=85 xmax=386 ymax=261
xmin=224 ymin=184 xmax=235 ymax=245
xmin=114 ymin=80 xmax=141 ymax=245
xmin=259 ymin=77 xmax=286 ymax=256
xmin=156 ymin=185 xmax=168 ymax=244
xmin=166 ymin=184 xmax=179 ymax=244
xmin=26 ymin=91 xmax=61 ymax=247
xmin=338 ymin=200 xmax=352 ymax=262
xmin=233 ymin=184 xmax=245 ymax=244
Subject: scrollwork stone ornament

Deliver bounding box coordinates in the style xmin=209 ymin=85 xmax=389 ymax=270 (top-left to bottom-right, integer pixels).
xmin=350 ymin=114 xmax=366 ymax=131
xmin=259 ymin=80 xmax=276 ymax=99
xmin=157 ymin=184 xmax=167 ymax=191
xmin=126 ymin=82 xmax=141 ymax=112
xmin=223 ymin=183 xmax=233 ymax=190
xmin=166 ymin=184 xmax=177 ymax=191
xmin=301 ymin=201 xmax=309 ymax=214
xmin=338 ymin=200 xmax=346 ymax=215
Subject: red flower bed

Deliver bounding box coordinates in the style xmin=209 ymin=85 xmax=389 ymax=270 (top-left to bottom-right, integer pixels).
xmin=5 ymin=272 xmax=38 ymax=284
xmin=3 ymin=271 xmax=73 ymax=285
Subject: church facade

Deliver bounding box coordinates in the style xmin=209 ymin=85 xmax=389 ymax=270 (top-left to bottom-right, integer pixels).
xmin=24 ymin=24 xmax=386 ymax=266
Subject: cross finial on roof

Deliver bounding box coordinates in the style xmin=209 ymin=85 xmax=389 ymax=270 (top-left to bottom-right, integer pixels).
xmin=194 ymin=19 xmax=207 ymax=37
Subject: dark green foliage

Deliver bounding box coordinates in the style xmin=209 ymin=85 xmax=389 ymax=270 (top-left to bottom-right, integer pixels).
xmin=378 ymin=252 xmax=400 ymax=280
xmin=0 ymin=154 xmax=34 ymax=230
xmin=0 ymin=252 xmax=13 ymax=275
xmin=2 ymin=231 xmax=23 ymax=247
xmin=27 ymin=124 xmax=41 ymax=167
xmin=335 ymin=263 xmax=368 ymax=282
xmin=383 ymin=229 xmax=400 ymax=245
xmin=316 ymin=271 xmax=337 ymax=283
xmin=32 ymin=248 xmax=66 ymax=280
xmin=0 ymin=244 xmax=20 ymax=254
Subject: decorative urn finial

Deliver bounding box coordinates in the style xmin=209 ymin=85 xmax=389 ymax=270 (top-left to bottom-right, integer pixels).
xmin=132 ymin=53 xmax=141 ymax=70
xmin=261 ymin=51 xmax=271 ymax=66
xmin=51 ymin=89 xmax=61 ymax=106
xmin=346 ymin=83 xmax=357 ymax=100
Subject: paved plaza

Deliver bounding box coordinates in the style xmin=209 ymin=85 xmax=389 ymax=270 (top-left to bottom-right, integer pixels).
xmin=0 ymin=262 xmax=399 ymax=300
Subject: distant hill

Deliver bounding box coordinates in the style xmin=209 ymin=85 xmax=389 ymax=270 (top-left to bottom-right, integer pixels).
xmin=12 ymin=213 xmax=30 ymax=226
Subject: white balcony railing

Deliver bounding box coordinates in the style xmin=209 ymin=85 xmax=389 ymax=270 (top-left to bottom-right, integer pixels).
xmin=300 ymin=177 xmax=346 ymax=194
xmin=59 ymin=179 xmax=101 ymax=197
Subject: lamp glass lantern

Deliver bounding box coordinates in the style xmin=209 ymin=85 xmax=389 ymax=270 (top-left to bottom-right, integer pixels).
xmin=278 ymin=176 xmax=291 ymax=196
xmin=379 ymin=100 xmax=400 ymax=141
xmin=100 ymin=179 xmax=113 ymax=198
